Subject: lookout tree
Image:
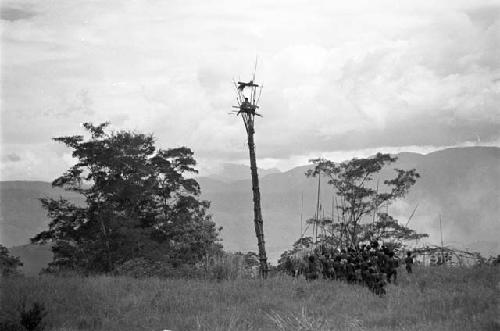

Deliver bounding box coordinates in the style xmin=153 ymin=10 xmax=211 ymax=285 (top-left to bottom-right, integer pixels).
xmin=307 ymin=153 xmax=423 ymax=249
xmin=231 ymin=73 xmax=268 ymax=278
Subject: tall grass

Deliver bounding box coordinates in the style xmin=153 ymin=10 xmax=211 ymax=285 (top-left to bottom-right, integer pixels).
xmin=1 ymin=266 xmax=498 ymax=331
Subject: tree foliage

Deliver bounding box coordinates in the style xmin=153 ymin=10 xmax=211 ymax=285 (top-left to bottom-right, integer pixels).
xmin=32 ymin=122 xmax=221 ymax=273
xmin=306 ymin=153 xmax=427 ymax=248
xmin=0 ymin=244 xmax=23 ymax=277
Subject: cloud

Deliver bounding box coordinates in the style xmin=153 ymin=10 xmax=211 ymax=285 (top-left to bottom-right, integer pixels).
xmin=1 ymin=153 xmax=21 ymax=162
xmin=0 ymin=143 xmax=74 ymax=180
xmin=466 ymin=4 xmax=500 ymax=29
xmin=0 ymin=5 xmax=36 ymax=22
xmin=1 ymin=0 xmax=499 ymax=180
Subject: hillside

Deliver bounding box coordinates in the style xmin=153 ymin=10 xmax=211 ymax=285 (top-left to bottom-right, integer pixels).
xmin=197 ymin=146 xmax=500 ymax=261
xmin=0 ymin=181 xmax=83 ymax=247
xmin=9 ymin=243 xmax=53 ymax=276
xmin=208 ymin=163 xmax=281 ymax=182
xmin=1 ymin=146 xmax=499 ymax=273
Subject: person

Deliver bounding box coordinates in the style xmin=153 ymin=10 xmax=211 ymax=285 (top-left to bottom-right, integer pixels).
xmin=366 ymin=264 xmax=386 ymax=296
xmin=305 ymin=254 xmax=319 ymax=281
xmin=376 ymin=249 xmax=386 ymax=273
xmin=322 ymin=254 xmax=335 ymax=279
xmin=240 ymin=97 xmax=255 ymax=114
xmin=373 ymin=271 xmax=387 ymax=296
xmin=333 ymin=255 xmax=345 ymax=281
xmin=405 ymin=251 xmax=414 ymax=273
xmin=282 ymin=256 xmax=296 ymax=277
xmin=386 ymin=251 xmax=398 ymax=283
xmin=354 ymin=259 xmax=363 ymax=284
xmin=346 ymin=256 xmax=356 ymax=284
xmin=370 ymin=240 xmax=379 ymax=250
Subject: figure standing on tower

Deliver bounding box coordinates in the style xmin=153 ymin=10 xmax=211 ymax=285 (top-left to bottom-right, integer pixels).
xmin=240 ymin=97 xmax=256 ymax=115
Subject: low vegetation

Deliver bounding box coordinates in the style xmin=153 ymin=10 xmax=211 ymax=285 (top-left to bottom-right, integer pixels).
xmin=1 ymin=265 xmax=498 ymax=331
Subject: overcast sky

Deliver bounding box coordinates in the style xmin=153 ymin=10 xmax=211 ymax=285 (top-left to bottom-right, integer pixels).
xmin=1 ymin=0 xmax=499 ymax=180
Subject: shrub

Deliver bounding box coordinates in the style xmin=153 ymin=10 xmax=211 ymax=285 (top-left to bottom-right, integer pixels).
xmin=0 ymin=320 xmax=25 ymax=331
xmin=19 ymin=301 xmax=47 ymax=331
xmin=0 ymin=245 xmax=23 ymax=277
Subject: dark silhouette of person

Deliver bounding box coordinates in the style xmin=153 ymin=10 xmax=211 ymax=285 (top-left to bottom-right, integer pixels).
xmin=405 ymin=251 xmax=414 ymax=273
xmin=240 ymin=97 xmax=254 ymax=114
xmin=305 ymin=255 xmax=319 ymax=281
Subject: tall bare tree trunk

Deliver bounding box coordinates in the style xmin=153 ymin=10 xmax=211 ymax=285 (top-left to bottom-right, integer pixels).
xmin=246 ymin=123 xmax=268 ymax=278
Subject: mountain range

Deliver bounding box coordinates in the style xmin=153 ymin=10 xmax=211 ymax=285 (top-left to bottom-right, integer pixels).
xmin=198 ymin=146 xmax=500 ymax=262
xmin=1 ymin=146 xmax=499 ymax=274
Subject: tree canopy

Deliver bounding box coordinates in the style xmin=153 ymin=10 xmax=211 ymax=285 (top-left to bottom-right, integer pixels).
xmin=32 ymin=122 xmax=222 ymax=273
xmin=0 ymin=245 xmax=23 ymax=277
xmin=306 ymin=153 xmax=427 ymax=248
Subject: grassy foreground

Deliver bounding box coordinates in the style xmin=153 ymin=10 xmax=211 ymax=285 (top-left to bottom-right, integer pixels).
xmin=1 ymin=266 xmax=498 ymax=331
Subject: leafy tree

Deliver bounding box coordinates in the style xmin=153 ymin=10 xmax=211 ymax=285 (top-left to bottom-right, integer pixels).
xmin=32 ymin=122 xmax=221 ymax=273
xmin=307 ymin=153 xmax=426 ymax=248
xmin=0 ymin=244 xmax=23 ymax=277
xmin=359 ymin=213 xmax=428 ymax=247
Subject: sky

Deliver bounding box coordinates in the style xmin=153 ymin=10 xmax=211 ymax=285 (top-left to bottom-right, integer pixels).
xmin=1 ymin=0 xmax=499 ymax=181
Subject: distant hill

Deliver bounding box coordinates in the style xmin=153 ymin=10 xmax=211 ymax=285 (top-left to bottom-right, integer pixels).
xmin=208 ymin=163 xmax=281 ymax=182
xmin=1 ymin=146 xmax=499 ymax=273
xmin=197 ymin=146 xmax=500 ymax=261
xmin=0 ymin=181 xmax=83 ymax=247
xmin=9 ymin=244 xmax=52 ymax=276
xmin=0 ymin=181 xmax=82 ymax=274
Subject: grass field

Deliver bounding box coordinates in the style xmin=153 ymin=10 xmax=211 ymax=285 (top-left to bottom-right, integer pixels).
xmin=1 ymin=266 xmax=498 ymax=331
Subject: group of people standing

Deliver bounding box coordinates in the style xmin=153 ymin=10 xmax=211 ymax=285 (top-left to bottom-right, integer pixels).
xmin=284 ymin=240 xmax=415 ymax=296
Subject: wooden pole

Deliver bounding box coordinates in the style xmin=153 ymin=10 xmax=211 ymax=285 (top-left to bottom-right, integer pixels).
xmin=331 ymin=189 xmax=335 ymax=242
xmin=300 ymin=192 xmax=304 ymax=239
xmin=234 ymin=76 xmax=268 ymax=278
xmin=336 ymin=196 xmax=342 ymax=249
xmin=439 ymin=214 xmax=444 ymax=265
xmin=315 ymin=173 xmax=321 ymax=245
xmin=331 ymin=188 xmax=334 ymax=222
xmin=246 ymin=119 xmax=268 ymax=278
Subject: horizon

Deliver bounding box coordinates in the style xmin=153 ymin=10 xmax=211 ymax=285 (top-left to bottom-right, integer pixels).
xmin=201 ymin=144 xmax=500 ymax=176
xmin=1 ymin=144 xmax=498 ymax=182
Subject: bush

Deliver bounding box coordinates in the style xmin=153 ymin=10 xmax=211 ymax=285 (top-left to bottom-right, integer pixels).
xmin=0 ymin=300 xmax=47 ymax=331
xmin=0 ymin=245 xmax=23 ymax=277
xmin=19 ymin=301 xmax=47 ymax=331
xmin=0 ymin=320 xmax=26 ymax=331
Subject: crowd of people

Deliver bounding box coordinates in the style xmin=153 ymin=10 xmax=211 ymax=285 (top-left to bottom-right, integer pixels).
xmin=282 ymin=240 xmax=414 ymax=296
